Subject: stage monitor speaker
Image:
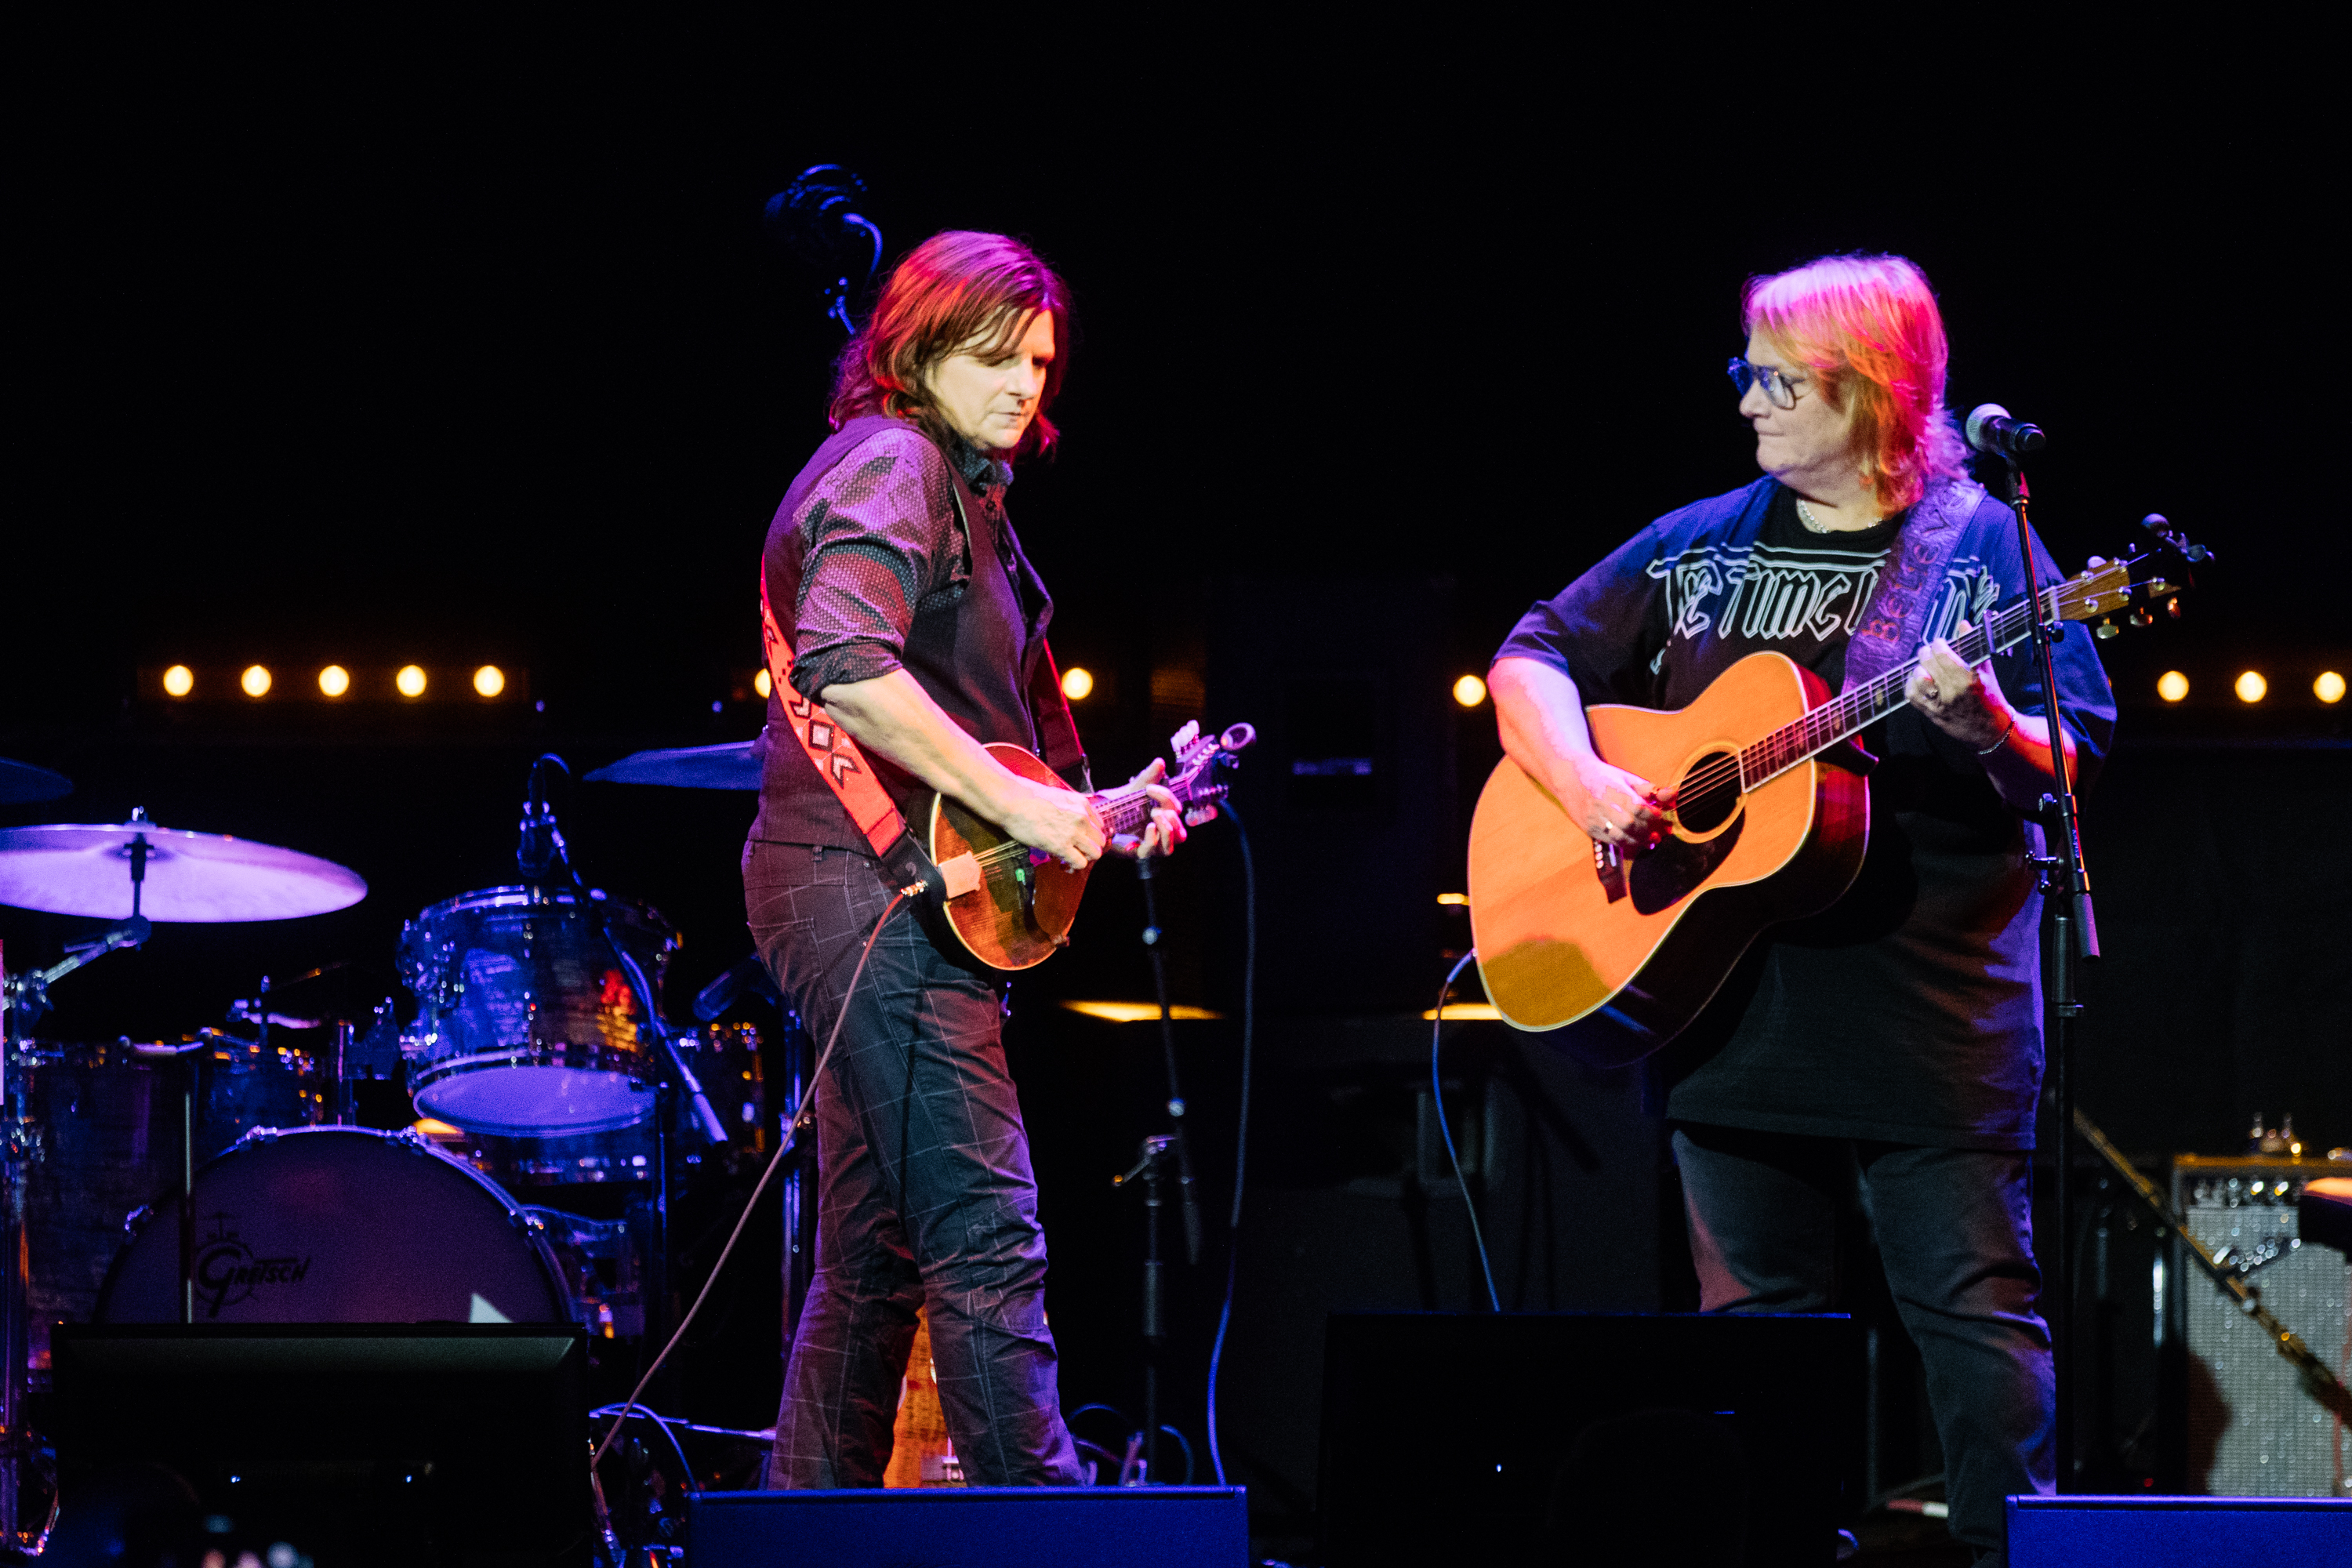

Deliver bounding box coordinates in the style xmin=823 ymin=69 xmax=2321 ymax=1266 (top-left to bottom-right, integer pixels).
xmin=687 ymin=1485 xmax=1250 ymax=1566
xmin=2007 ymin=1494 xmax=2352 ymax=1564
xmin=51 ymin=1323 xmax=593 ymax=1567
xmin=2167 ymin=1156 xmax=2352 ymax=1497
xmin=1316 ymin=1312 xmax=1863 ymax=1567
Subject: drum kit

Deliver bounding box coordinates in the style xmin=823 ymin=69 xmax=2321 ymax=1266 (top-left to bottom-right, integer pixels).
xmin=0 ymin=750 xmax=803 ymax=1543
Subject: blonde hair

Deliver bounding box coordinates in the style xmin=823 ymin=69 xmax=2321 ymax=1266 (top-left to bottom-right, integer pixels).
xmin=1742 ymin=254 xmax=1970 ymax=512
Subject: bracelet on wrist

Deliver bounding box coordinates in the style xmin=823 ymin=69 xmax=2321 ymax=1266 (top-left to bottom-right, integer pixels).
xmin=1975 ymin=712 xmax=2017 ymax=756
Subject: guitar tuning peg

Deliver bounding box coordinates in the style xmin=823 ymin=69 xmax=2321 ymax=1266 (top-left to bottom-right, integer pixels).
xmin=2094 ymin=620 xmax=2121 ymax=641
xmin=2131 ymin=607 xmax=2155 ymax=627
xmin=2165 ymin=597 xmax=2183 ymax=619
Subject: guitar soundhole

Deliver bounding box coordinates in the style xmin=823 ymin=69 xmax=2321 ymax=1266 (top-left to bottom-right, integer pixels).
xmin=1674 ymin=752 xmax=1740 ymax=834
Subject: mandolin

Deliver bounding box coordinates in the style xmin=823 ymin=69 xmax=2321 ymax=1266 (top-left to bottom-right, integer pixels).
xmin=1467 ymin=524 xmax=2204 ymax=1063
xmin=929 ymin=720 xmax=1254 ymax=971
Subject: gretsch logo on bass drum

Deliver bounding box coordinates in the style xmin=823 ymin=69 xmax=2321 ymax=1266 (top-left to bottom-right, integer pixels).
xmin=193 ymin=1214 xmax=311 ymax=1318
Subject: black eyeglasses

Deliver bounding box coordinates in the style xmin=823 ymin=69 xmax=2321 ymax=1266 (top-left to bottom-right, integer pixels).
xmin=1727 ymin=356 xmax=1807 ymax=410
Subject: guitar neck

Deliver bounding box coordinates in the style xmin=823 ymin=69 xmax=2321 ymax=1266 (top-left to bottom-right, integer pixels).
xmin=1737 ymin=580 xmax=2061 ymax=790
xmin=1088 ymin=782 xmax=1157 ymax=837
xmin=1088 ymin=778 xmax=1203 ymax=837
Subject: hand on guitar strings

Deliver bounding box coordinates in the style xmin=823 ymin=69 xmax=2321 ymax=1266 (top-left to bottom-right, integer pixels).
xmin=1105 ymin=757 xmax=1198 ymax=861
xmin=1905 ymin=620 xmax=2016 ymax=753
xmin=1566 ymin=753 xmax=1668 ymax=855
xmin=996 ymin=777 xmax=1111 ymax=871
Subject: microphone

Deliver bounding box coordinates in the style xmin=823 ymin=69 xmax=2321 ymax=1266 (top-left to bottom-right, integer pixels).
xmin=517 ymin=753 xmax=569 ymax=882
xmin=693 ymin=952 xmax=782 ymax=1022
xmin=1965 ymin=403 xmax=2047 ymax=462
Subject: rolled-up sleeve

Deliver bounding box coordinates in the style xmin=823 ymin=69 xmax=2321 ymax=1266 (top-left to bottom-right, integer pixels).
xmin=788 ymin=430 xmax=962 ymax=702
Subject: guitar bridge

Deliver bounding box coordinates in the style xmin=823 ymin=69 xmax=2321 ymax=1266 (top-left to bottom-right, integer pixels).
xmin=1593 ymin=838 xmax=1628 ymax=904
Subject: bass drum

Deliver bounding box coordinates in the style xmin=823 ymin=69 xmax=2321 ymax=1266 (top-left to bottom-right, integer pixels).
xmin=20 ymin=1034 xmax=321 ymax=1336
xmin=96 ymin=1126 xmax=572 ymax=1327
xmin=398 ymin=885 xmax=677 ymax=1136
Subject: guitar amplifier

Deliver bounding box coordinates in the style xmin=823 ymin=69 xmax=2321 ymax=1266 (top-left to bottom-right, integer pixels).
xmin=2167 ymin=1156 xmax=2352 ymax=1497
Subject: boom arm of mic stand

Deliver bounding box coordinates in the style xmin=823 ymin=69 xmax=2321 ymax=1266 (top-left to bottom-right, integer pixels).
xmin=605 ymin=939 xmax=731 ymax=1148
xmin=543 ymin=811 xmax=731 ymax=1149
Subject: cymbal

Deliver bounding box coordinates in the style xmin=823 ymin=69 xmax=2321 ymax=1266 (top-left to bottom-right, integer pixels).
xmin=584 ymin=740 xmax=760 ymax=791
xmin=0 ymin=758 xmax=72 ymax=804
xmin=0 ymin=818 xmax=367 ymax=922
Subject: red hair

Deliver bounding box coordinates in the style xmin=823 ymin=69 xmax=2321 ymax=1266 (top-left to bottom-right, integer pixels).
xmin=1742 ymin=254 xmax=1969 ymax=512
xmin=828 ymin=230 xmax=1072 ymax=461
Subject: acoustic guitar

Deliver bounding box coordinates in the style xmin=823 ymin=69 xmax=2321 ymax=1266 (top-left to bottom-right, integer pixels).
xmin=1467 ymin=525 xmax=2202 ymax=1062
xmin=929 ymin=720 xmax=1254 ymax=971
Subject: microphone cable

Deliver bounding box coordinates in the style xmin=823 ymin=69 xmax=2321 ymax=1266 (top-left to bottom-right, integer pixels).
xmin=1433 ymin=949 xmax=1501 ymax=1312
xmin=592 ymin=885 xmax=912 ymax=1472
xmin=1204 ymin=799 xmax=1256 ymax=1487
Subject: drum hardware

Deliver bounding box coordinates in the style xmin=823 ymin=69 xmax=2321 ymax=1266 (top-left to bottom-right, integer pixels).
xmin=0 ymin=815 xmax=362 ymax=1554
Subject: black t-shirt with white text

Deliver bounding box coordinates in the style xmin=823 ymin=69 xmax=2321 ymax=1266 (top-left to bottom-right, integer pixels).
xmin=1497 ymin=480 xmax=2117 ymax=1149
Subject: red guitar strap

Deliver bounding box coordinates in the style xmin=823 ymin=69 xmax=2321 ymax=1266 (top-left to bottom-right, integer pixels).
xmin=759 ymin=568 xmax=937 ymax=895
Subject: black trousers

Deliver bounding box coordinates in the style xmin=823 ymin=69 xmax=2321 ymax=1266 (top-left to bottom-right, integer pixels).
xmin=744 ymin=840 xmax=1083 ymax=1488
xmin=1672 ymin=1123 xmax=2055 ymax=1563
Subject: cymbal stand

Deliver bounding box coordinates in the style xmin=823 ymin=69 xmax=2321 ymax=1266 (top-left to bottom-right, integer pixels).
xmin=1 ymin=915 xmax=154 ymax=1549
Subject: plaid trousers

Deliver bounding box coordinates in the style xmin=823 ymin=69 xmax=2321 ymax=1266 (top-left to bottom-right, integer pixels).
xmin=744 ymin=839 xmax=1084 ymax=1488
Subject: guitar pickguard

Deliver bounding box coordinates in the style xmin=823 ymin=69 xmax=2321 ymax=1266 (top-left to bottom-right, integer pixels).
xmin=1628 ymin=811 xmax=1745 ymax=915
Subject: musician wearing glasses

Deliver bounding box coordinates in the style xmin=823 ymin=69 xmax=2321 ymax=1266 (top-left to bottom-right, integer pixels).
xmin=1487 ymin=255 xmax=2114 ymax=1563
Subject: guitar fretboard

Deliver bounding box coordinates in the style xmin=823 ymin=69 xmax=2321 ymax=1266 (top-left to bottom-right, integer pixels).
xmin=1735 ymin=579 xmax=2066 ymax=791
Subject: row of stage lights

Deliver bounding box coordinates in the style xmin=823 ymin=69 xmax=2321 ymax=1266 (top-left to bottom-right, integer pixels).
xmin=750 ymin=666 xmax=2349 ymax=712
xmin=160 ymin=664 xmax=510 ymax=699
xmin=155 ymin=662 xmax=2345 ymax=712
xmin=1436 ymin=671 xmax=2346 ymax=710
xmin=2157 ymin=669 xmax=2343 ymax=705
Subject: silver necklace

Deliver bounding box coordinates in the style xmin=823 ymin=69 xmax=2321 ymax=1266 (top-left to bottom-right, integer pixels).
xmin=1797 ymin=498 xmax=1831 ymax=532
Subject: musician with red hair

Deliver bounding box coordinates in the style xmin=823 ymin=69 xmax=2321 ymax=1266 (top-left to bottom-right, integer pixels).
xmin=1490 ymin=254 xmax=2114 ymax=1563
xmin=744 ymin=230 xmax=1189 ymax=1488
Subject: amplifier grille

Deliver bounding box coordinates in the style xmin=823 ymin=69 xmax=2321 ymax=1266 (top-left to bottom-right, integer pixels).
xmin=2171 ymin=1157 xmax=2351 ymax=1498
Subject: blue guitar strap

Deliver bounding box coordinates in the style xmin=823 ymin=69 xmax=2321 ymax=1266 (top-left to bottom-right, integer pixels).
xmin=1842 ymin=477 xmax=1985 ymax=696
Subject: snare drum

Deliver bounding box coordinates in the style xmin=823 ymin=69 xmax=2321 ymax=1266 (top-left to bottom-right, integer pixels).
xmin=96 ymin=1125 xmax=573 ymax=1326
xmin=398 ymin=885 xmax=677 ymax=1135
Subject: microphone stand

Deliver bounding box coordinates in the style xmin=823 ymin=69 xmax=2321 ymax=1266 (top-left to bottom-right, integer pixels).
xmin=1987 ymin=456 xmax=2099 ymax=1490
xmin=1114 ymin=853 xmax=1203 ymax=1486
xmin=517 ymin=758 xmax=731 ymax=1409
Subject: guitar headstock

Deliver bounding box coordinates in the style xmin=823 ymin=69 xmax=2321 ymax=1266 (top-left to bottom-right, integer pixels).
xmin=1163 ymin=720 xmax=1256 ymax=812
xmin=2053 ymin=515 xmax=2209 ymax=641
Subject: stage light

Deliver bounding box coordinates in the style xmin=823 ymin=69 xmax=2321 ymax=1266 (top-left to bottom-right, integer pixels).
xmin=2156 ymin=670 xmax=2189 ymax=703
xmin=241 ymin=665 xmax=272 ymax=698
xmin=396 ymin=665 xmax=427 ymax=698
xmin=162 ymin=665 xmax=194 ymax=698
xmin=1061 ymin=666 xmax=1094 ymax=702
xmin=318 ymin=665 xmax=350 ymax=698
xmin=473 ymin=665 xmax=506 ymax=698
xmin=753 ymin=668 xmax=772 ymax=699
xmin=2234 ymin=670 xmax=2267 ymax=704
xmin=2317 ymin=671 xmax=2346 ymax=704
xmin=1058 ymin=1000 xmax=1224 ymax=1023
xmin=1437 ymin=892 xmax=1469 ymax=906
xmin=1453 ymin=673 xmax=1488 ymax=708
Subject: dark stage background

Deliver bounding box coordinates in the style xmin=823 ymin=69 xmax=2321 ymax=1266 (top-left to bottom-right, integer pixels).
xmin=6 ymin=38 xmax=2345 ymax=1544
